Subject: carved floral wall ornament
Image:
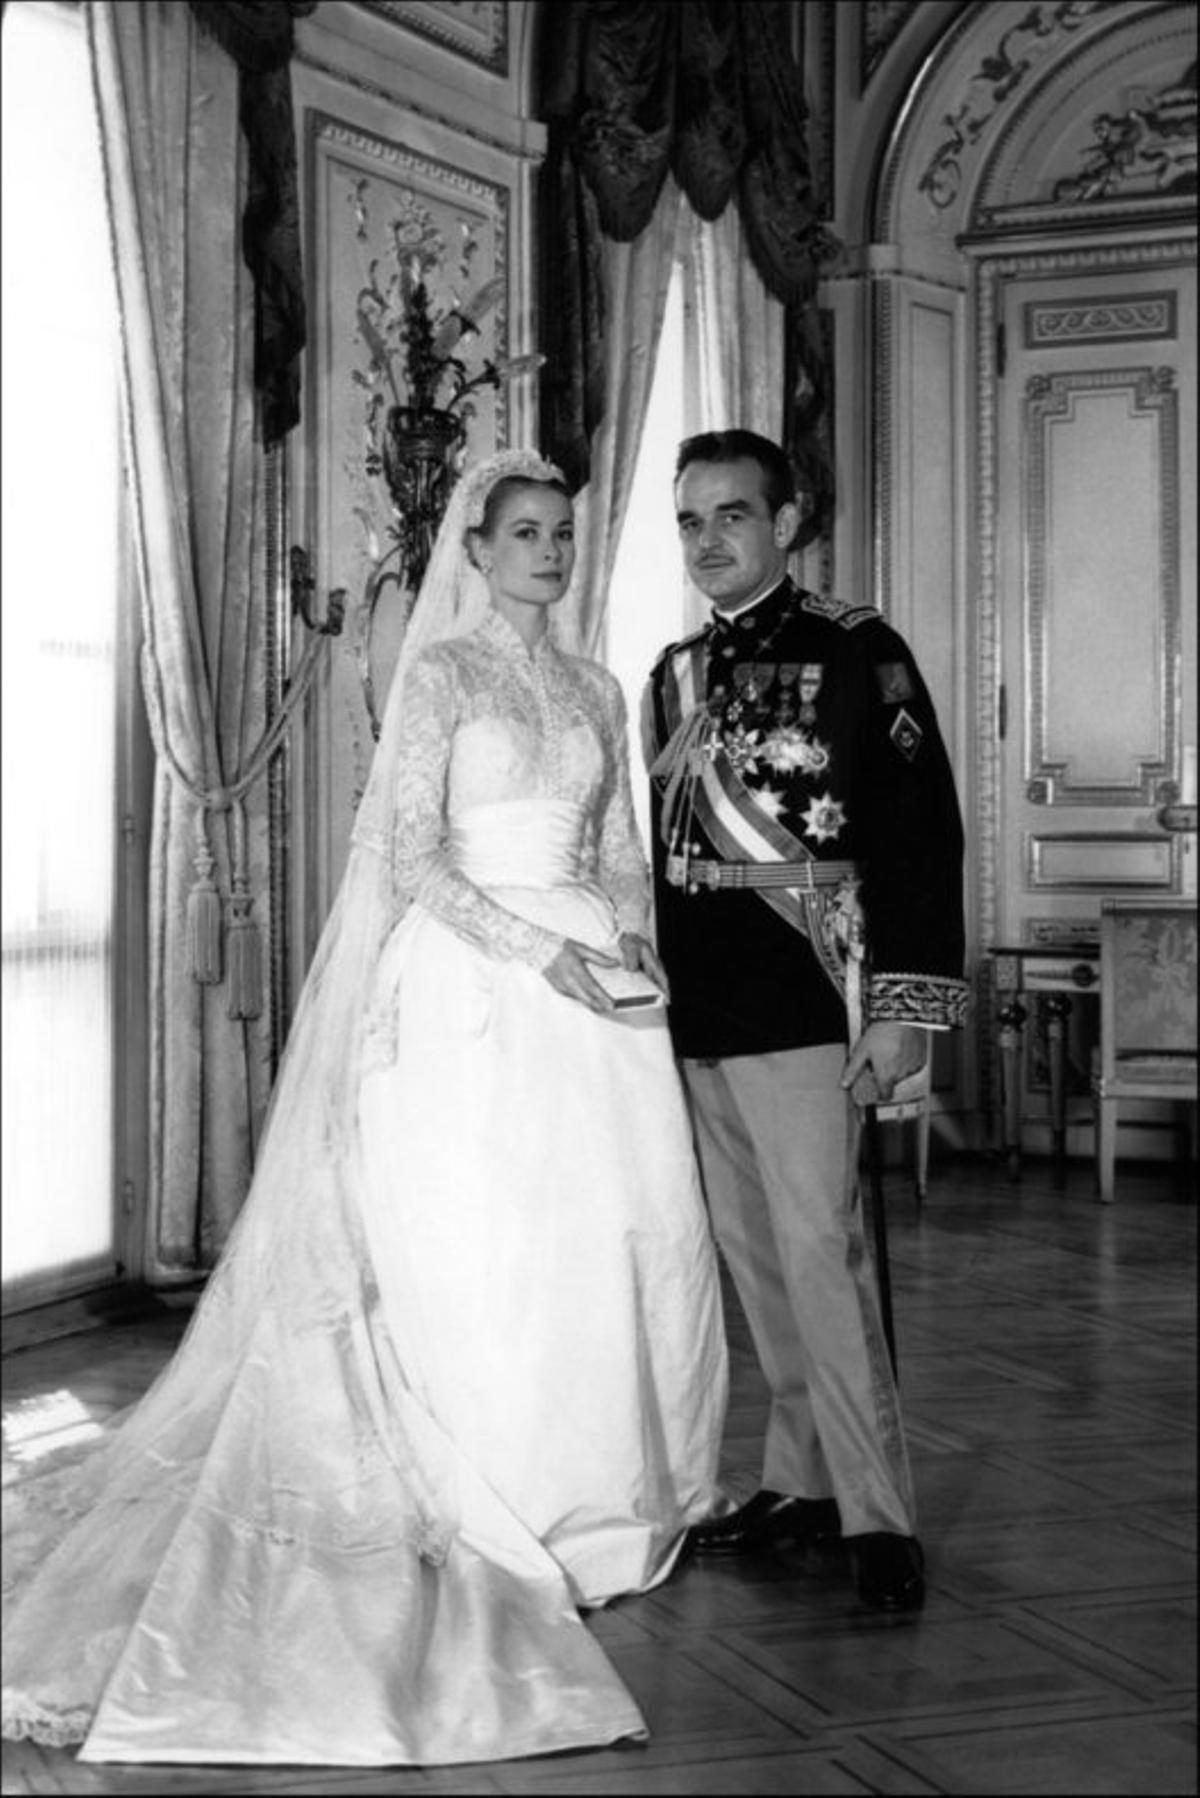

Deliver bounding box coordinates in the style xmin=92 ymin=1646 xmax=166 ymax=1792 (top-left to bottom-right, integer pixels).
xmin=348 ymin=178 xmax=541 ymax=737
xmin=1053 ymin=59 xmax=1198 ymax=201
xmin=917 ymin=0 xmax=1120 ymax=213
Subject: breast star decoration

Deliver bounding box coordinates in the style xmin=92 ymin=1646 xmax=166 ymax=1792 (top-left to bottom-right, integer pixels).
xmin=754 ymin=785 xmax=787 ymax=820
xmin=761 ymin=727 xmax=831 ymax=777
xmin=801 ymin=792 xmax=846 ymax=844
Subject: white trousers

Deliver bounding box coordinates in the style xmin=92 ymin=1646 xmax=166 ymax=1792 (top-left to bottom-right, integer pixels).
xmin=683 ymin=1046 xmax=916 ymax=1537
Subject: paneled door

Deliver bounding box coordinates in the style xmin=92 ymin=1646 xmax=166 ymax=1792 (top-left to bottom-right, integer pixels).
xmin=988 ymin=247 xmax=1196 ymax=1156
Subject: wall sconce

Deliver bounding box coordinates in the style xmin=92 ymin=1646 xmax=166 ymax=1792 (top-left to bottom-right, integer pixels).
xmin=356 ymin=280 xmax=543 ymax=740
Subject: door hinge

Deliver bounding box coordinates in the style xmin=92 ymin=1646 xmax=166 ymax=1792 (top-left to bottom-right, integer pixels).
xmin=121 ymin=1178 xmax=136 ymax=1216
xmin=998 ymin=682 xmax=1008 ymax=740
xmin=996 ymin=322 xmax=1006 ymax=379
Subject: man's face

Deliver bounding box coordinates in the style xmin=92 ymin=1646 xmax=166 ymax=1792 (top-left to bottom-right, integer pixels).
xmin=674 ymin=457 xmax=795 ymax=612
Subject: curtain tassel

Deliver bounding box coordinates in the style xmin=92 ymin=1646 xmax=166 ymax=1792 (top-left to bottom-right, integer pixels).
xmin=188 ymin=820 xmax=223 ymax=984
xmin=226 ymin=890 xmax=263 ymax=1020
xmin=226 ymin=802 xmax=262 ymax=1019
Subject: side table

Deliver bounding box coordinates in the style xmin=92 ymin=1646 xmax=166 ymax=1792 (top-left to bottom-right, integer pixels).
xmin=986 ymin=943 xmax=1101 ymax=1186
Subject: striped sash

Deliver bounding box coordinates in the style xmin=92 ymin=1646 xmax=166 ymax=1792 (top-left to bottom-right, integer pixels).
xmin=651 ymin=637 xmax=862 ymax=1011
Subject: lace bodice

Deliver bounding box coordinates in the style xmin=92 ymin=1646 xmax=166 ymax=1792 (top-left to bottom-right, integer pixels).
xmin=383 ymin=610 xmax=650 ymax=969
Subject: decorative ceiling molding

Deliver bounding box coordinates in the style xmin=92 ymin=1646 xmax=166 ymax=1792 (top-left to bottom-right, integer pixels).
xmin=873 ymin=1 xmax=1193 ymax=246
xmin=915 ymin=0 xmax=1123 ymax=216
xmin=351 ymin=1 xmax=508 ymax=73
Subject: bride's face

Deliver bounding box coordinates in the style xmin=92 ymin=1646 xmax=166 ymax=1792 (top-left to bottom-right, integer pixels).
xmin=476 ymin=483 xmax=575 ymax=611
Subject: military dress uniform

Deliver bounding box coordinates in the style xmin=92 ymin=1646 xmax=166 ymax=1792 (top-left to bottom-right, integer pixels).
xmin=643 ymin=576 xmax=967 ymax=1537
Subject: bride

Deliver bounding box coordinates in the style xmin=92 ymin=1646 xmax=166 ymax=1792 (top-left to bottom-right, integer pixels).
xmin=2 ymin=450 xmax=729 ymax=1767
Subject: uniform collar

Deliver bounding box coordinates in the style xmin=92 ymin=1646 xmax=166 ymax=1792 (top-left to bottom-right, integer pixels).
xmin=710 ymin=577 xmax=792 ymax=639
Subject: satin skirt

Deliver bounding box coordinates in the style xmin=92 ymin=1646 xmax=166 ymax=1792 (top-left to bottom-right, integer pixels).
xmin=3 ymin=803 xmax=728 ymax=1766
xmin=356 ymin=801 xmax=729 ymax=1608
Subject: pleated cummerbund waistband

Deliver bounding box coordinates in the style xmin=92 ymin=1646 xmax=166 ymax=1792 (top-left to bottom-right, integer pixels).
xmin=448 ymin=799 xmax=589 ymax=889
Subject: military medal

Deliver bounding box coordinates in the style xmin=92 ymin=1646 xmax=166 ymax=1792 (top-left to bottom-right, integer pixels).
xmin=775 ymin=664 xmax=801 ymax=727
xmin=798 ymin=662 xmax=823 ymax=725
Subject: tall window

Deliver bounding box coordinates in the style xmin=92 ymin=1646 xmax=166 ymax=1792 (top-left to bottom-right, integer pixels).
xmin=1 ymin=2 xmax=136 ymax=1304
xmin=604 ymin=263 xmax=690 ymax=849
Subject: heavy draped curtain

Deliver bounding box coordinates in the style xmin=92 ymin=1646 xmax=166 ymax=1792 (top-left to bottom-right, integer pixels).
xmin=539 ymin=0 xmax=836 ymax=652
xmin=87 ymin=1 xmax=282 ymax=1276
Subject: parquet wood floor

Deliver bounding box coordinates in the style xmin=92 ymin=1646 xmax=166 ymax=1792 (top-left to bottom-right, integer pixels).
xmin=2 ymin=1155 xmax=1195 ymax=1795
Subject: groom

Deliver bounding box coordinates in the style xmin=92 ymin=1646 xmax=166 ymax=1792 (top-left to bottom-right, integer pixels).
xmin=642 ymin=429 xmax=967 ymax=1613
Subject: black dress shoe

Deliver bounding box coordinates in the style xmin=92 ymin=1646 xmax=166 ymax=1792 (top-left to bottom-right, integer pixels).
xmin=848 ymin=1532 xmax=925 ymax=1612
xmin=687 ymin=1489 xmax=842 ymax=1556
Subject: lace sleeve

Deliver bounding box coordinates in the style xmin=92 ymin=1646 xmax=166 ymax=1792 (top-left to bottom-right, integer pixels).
xmin=593 ymin=673 xmax=651 ymax=938
xmin=391 ymin=653 xmax=564 ymax=970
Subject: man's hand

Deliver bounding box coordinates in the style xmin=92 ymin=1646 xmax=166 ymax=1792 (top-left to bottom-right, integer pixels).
xmin=542 ymin=939 xmax=620 ymax=1013
xmin=618 ymin=932 xmax=670 ymax=999
xmin=841 ymin=1021 xmax=925 ymax=1105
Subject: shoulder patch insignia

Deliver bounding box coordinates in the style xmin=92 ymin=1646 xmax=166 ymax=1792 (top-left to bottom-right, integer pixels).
xmin=890 ymin=708 xmax=924 ymax=761
xmin=799 ymin=592 xmax=879 ymax=631
xmin=875 ymin=660 xmax=915 ymax=703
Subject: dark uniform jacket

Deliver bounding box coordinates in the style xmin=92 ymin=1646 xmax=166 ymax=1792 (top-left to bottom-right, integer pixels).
xmin=642 ymin=577 xmax=968 ymax=1060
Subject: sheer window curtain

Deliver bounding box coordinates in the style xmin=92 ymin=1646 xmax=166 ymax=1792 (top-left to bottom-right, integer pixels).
xmin=681 ymin=201 xmax=785 ymax=448
xmin=87 ymin=0 xmax=273 ymax=1278
xmin=556 ymin=180 xmax=789 ymax=665
xmin=558 ymin=181 xmax=685 ymax=659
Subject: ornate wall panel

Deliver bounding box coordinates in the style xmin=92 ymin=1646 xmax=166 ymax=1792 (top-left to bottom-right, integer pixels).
xmin=284 ymin=17 xmax=544 ymax=989
xmin=302 ymin=112 xmax=512 ymax=936
xmin=1028 ymin=833 xmax=1176 ymax=887
xmin=1023 ymin=364 xmax=1178 ymax=804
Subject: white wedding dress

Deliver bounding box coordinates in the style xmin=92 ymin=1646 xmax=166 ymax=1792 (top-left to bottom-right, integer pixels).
xmin=2 ymin=609 xmax=728 ymax=1767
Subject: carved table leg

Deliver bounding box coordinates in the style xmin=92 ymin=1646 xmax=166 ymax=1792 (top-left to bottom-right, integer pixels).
xmin=997 ymin=997 xmax=1027 ymax=1183
xmin=1043 ymin=993 xmax=1072 ymax=1189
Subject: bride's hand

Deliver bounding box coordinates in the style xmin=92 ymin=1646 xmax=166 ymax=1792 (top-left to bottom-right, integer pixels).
xmin=618 ymin=932 xmax=670 ymax=999
xmin=542 ymin=939 xmax=620 ymax=1012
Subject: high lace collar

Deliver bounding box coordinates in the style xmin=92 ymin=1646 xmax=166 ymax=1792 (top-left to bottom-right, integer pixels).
xmin=477 ymin=605 xmax=560 ymax=664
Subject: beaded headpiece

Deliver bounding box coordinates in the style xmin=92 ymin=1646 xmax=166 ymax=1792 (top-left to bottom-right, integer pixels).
xmin=460 ymin=450 xmax=567 ymax=530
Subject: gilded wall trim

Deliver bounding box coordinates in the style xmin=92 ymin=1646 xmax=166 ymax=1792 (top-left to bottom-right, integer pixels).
xmin=871 ymin=275 xmax=894 ymax=621
xmin=351 ymin=1 xmax=509 ymax=72
xmin=1023 ymin=292 xmax=1177 ymax=347
xmin=295 ymin=53 xmax=544 ymax=160
xmin=1023 ymin=365 xmax=1179 ymax=805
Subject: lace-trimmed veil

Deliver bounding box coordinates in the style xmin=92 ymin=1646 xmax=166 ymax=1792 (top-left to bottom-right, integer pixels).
xmin=0 ymin=448 xmax=573 ymax=1745
xmin=351 ymin=447 xmax=567 ymax=866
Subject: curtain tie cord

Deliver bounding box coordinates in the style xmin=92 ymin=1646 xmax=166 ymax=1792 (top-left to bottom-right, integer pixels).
xmin=155 ymin=628 xmax=330 ymax=1004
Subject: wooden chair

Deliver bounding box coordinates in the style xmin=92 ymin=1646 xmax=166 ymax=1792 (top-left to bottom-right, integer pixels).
xmin=1092 ymin=899 xmax=1198 ymax=1204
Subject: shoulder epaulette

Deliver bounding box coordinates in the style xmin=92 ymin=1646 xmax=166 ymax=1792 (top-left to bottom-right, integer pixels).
xmin=798 ymin=592 xmax=880 ymax=631
xmin=652 ymin=622 xmax=709 ymax=670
